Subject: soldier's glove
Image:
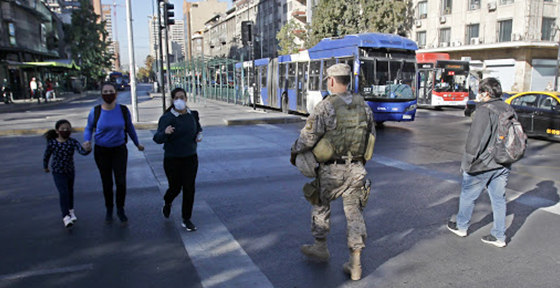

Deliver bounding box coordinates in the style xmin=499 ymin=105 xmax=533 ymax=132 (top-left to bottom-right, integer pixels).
xmin=290 ymin=152 xmax=297 ymax=166
xmin=359 ymin=179 xmax=372 ymax=212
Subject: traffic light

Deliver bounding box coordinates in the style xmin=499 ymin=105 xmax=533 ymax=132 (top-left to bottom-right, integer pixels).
xmin=241 ymin=21 xmax=252 ymax=45
xmin=164 ymin=3 xmax=175 ymax=26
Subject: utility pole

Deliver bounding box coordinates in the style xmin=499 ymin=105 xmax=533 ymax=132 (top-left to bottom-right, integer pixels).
xmin=554 ymin=26 xmax=560 ymax=91
xmin=157 ymin=0 xmax=166 ymax=112
xmin=163 ymin=1 xmax=175 ymax=96
xmin=125 ymin=0 xmax=138 ymax=122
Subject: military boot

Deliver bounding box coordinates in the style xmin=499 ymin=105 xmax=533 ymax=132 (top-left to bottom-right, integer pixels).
xmin=343 ymin=249 xmax=362 ymax=280
xmin=300 ymin=238 xmax=330 ymax=261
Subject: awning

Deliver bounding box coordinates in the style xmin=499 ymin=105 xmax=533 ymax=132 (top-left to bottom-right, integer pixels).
xmin=23 ymin=59 xmax=81 ymax=70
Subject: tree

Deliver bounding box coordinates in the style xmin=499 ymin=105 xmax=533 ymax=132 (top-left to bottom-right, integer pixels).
xmin=276 ymin=19 xmax=309 ymax=55
xmin=65 ymin=0 xmax=113 ymax=84
xmin=308 ymin=0 xmax=411 ymax=47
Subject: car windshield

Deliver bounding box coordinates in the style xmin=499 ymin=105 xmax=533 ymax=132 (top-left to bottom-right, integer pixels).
xmin=359 ymin=59 xmax=416 ymax=101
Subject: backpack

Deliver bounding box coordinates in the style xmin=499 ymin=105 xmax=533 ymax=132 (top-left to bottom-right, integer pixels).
xmin=487 ymin=104 xmax=527 ymax=164
xmin=93 ymin=104 xmax=129 ymax=143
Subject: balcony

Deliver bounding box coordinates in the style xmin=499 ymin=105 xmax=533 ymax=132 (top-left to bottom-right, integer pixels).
xmin=292 ymin=9 xmax=307 ymax=22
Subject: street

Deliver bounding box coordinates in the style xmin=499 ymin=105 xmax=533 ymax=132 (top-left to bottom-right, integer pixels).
xmin=0 ymin=86 xmax=559 ymax=288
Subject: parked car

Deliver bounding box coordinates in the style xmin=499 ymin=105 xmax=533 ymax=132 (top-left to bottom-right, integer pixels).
xmin=505 ymin=91 xmax=560 ymax=140
xmin=464 ymin=91 xmax=517 ymax=119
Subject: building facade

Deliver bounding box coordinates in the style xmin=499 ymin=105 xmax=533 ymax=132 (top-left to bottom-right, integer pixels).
xmin=169 ymin=19 xmax=186 ymax=63
xmin=101 ymin=4 xmax=119 ymax=70
xmin=183 ymin=0 xmax=228 ymax=60
xmin=411 ymin=0 xmax=560 ymax=91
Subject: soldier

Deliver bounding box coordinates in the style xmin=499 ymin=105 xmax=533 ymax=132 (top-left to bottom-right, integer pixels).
xmin=291 ymin=63 xmax=376 ymax=281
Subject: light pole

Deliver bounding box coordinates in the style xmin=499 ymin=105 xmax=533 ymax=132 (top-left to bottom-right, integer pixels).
xmin=125 ymin=0 xmax=138 ymax=122
xmin=554 ymin=25 xmax=560 ymax=91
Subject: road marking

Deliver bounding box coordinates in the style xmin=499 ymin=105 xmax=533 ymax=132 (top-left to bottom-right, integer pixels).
xmin=372 ymin=155 xmax=560 ymax=216
xmin=157 ymin=184 xmax=274 ymax=288
xmin=0 ymin=264 xmax=93 ymax=281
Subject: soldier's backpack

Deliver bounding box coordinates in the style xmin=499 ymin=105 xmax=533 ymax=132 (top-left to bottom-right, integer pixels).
xmin=93 ymin=104 xmax=129 ymax=143
xmin=487 ymin=104 xmax=527 ymax=165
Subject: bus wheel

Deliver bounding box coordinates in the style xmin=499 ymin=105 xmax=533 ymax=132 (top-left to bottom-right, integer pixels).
xmin=281 ymin=94 xmax=289 ymax=113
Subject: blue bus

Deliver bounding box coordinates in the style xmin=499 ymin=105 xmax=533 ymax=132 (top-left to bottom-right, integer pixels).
xmin=108 ymin=71 xmax=126 ymax=90
xmin=235 ymin=33 xmax=418 ymax=124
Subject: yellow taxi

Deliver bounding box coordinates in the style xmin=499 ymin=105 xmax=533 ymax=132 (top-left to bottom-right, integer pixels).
xmin=505 ymin=91 xmax=560 ymax=140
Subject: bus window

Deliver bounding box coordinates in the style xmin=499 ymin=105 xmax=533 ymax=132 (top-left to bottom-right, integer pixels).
xmin=376 ymin=60 xmax=389 ymax=85
xmin=309 ymin=60 xmax=321 ymax=91
xmin=339 ymin=57 xmax=354 ymax=91
xmin=279 ymin=64 xmax=287 ymax=89
xmin=321 ymin=59 xmax=337 ymax=90
xmin=288 ymin=63 xmax=296 ymax=89
xmin=261 ymin=65 xmax=267 ymax=88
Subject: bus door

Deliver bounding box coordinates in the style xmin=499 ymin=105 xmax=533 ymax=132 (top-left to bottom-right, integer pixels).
xmin=268 ymin=59 xmax=278 ymax=108
xmin=417 ymin=68 xmax=434 ymax=105
xmin=254 ymin=66 xmax=261 ymax=104
xmin=296 ymin=62 xmax=308 ymax=112
xmin=259 ymin=65 xmax=268 ymax=105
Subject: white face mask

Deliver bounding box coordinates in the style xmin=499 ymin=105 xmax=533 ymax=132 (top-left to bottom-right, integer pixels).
xmin=173 ymin=99 xmax=186 ymax=110
xmin=476 ymin=92 xmax=486 ymax=102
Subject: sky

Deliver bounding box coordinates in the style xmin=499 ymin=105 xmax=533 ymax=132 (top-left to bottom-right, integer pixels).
xmin=103 ymin=0 xmax=232 ymax=69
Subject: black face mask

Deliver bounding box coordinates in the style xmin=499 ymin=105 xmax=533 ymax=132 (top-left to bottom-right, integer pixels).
xmin=58 ymin=130 xmax=71 ymax=139
xmin=102 ymin=93 xmax=117 ymax=104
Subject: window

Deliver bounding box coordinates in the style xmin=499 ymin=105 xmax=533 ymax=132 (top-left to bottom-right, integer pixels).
xmin=442 ymin=0 xmax=452 ymax=15
xmin=511 ymin=95 xmax=537 ymax=107
xmin=542 ymin=18 xmax=556 ymax=41
xmin=498 ymin=20 xmax=512 ymax=42
xmin=287 ymin=62 xmax=296 ymax=89
xmin=321 ymin=59 xmax=337 ymax=91
xmin=279 ymin=63 xmax=287 ymax=88
xmin=439 ymin=28 xmax=451 ymax=45
xmin=466 ymin=24 xmax=479 ymax=44
xmin=260 ymin=65 xmax=267 ymax=87
xmin=8 ymin=23 xmax=16 ymax=46
xmin=339 ymin=58 xmax=354 ymax=91
xmin=418 ymin=1 xmax=428 ymax=19
xmin=469 ymin=0 xmax=480 ymax=10
xmin=309 ymin=60 xmax=321 ymax=91
xmin=500 ymin=0 xmax=514 ymax=4
xmin=417 ymin=31 xmax=426 ymax=48
xmin=538 ymin=96 xmax=559 ymax=110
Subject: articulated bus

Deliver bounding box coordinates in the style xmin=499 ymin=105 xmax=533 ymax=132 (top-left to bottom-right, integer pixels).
xmin=235 ymin=33 xmax=419 ymax=124
xmin=416 ymin=53 xmax=470 ymax=107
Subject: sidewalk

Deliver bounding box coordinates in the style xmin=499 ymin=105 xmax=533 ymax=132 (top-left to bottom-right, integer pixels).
xmin=0 ymin=90 xmax=97 ymax=114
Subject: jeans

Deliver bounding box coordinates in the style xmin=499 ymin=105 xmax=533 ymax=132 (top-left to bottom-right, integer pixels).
xmin=94 ymin=144 xmax=128 ymax=209
xmin=52 ymin=172 xmax=75 ymax=218
xmin=456 ymin=167 xmax=510 ymax=241
xmin=163 ymin=155 xmax=198 ymax=220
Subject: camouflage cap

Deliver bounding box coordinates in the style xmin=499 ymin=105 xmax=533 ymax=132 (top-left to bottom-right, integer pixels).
xmin=324 ymin=63 xmax=351 ymax=80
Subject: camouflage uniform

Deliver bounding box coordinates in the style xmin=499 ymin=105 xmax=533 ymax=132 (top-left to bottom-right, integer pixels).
xmin=292 ymin=91 xmax=376 ymax=250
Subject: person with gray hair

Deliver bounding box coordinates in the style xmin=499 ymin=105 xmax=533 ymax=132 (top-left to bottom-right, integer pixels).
xmin=448 ymin=77 xmax=518 ymax=248
xmin=291 ymin=63 xmax=376 ymax=280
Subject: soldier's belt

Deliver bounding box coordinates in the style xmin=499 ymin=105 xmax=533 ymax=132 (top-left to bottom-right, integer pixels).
xmin=324 ymin=158 xmax=364 ymax=165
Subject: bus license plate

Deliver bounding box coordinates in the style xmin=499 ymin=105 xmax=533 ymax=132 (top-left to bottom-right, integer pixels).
xmin=403 ymin=115 xmax=412 ymax=120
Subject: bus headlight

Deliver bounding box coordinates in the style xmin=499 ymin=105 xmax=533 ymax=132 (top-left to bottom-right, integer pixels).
xmin=404 ymin=104 xmax=417 ymax=112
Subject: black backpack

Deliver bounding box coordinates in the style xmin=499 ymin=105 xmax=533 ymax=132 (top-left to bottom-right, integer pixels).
xmin=487 ymin=104 xmax=527 ymax=164
xmin=93 ymin=104 xmax=129 ymax=143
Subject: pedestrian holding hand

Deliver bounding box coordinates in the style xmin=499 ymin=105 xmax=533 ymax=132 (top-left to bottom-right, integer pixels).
xmin=43 ymin=119 xmax=91 ymax=228
xmin=153 ymin=87 xmax=203 ymax=232
xmin=83 ymin=82 xmax=145 ymax=224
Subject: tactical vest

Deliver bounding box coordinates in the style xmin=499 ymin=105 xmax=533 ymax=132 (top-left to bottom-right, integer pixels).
xmin=322 ymin=93 xmax=369 ymax=160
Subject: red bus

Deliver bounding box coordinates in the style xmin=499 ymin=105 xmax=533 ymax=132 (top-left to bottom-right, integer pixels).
xmin=416 ymin=53 xmax=469 ymax=107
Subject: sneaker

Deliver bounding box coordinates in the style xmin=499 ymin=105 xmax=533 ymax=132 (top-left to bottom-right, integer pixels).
xmin=481 ymin=235 xmax=506 ymax=248
xmin=69 ymin=209 xmax=77 ymax=222
xmin=63 ymin=215 xmax=73 ymax=228
xmin=447 ymin=221 xmax=467 ymax=237
xmin=162 ymin=203 xmax=171 ymax=218
xmin=181 ymin=219 xmax=197 ymax=232
xmin=116 ymin=208 xmax=128 ymax=223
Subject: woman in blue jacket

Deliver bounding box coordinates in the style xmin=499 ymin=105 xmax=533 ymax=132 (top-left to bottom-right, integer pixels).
xmin=153 ymin=87 xmax=202 ymax=231
xmin=83 ymin=82 xmax=145 ymax=223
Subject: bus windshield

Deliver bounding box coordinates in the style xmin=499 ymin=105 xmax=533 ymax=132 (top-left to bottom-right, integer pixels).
xmin=359 ymin=59 xmax=416 ymax=101
xmin=433 ymin=61 xmax=469 ymax=93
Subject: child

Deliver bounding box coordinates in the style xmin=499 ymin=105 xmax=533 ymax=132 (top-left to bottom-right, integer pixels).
xmin=43 ymin=119 xmax=91 ymax=228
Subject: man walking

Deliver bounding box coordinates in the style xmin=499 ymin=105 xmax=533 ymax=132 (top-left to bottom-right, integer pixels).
xmin=447 ymin=77 xmax=517 ymax=248
xmin=30 ymin=77 xmax=38 ymax=103
xmin=291 ymin=63 xmax=375 ymax=280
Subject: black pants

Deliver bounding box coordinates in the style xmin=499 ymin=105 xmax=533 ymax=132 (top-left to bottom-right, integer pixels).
xmin=94 ymin=144 xmax=128 ymax=209
xmin=163 ymin=155 xmax=198 ymax=220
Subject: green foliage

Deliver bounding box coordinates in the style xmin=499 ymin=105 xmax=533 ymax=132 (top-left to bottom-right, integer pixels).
xmin=276 ymin=19 xmax=309 ymax=55
xmin=137 ymin=56 xmax=156 ymax=82
xmin=64 ymin=0 xmax=114 ymax=82
xmin=308 ymin=0 xmax=411 ymax=47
